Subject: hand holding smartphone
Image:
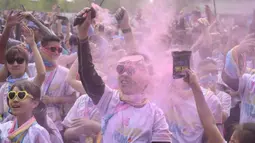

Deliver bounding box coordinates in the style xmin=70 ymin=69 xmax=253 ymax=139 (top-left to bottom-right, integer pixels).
xmin=73 ymin=7 xmax=96 ymax=26
xmin=172 ymin=51 xmax=192 ymax=79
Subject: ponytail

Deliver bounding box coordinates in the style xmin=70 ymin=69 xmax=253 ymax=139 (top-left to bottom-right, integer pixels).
xmin=33 ymin=101 xmax=53 ymax=134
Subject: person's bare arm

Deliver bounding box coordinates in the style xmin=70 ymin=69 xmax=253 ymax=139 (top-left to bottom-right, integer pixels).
xmin=66 ymin=59 xmax=86 ymax=94
xmin=185 ymin=70 xmax=225 ymax=143
xmin=65 ymin=21 xmax=71 ymax=45
xmin=0 ymin=11 xmax=24 ymax=64
xmin=22 ymin=12 xmax=55 ymax=37
xmin=0 ymin=66 xmax=8 ymax=82
xmin=22 ymin=25 xmax=46 ymax=87
xmin=118 ymin=8 xmax=136 ymax=54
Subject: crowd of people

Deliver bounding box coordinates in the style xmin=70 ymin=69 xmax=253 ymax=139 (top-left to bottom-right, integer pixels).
xmin=0 ymin=2 xmax=254 ymax=143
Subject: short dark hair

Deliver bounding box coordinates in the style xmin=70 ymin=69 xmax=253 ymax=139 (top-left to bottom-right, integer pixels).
xmin=41 ymin=35 xmax=60 ymax=47
xmin=5 ymin=46 xmax=29 ymax=65
xmin=235 ymin=123 xmax=255 ymax=143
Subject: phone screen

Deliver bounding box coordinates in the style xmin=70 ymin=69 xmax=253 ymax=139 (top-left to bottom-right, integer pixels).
xmin=172 ymin=51 xmax=192 ymax=79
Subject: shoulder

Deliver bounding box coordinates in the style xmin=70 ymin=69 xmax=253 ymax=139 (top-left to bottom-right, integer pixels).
xmin=27 ymin=123 xmax=51 ymax=143
xmin=76 ymin=94 xmax=94 ymax=106
xmin=29 ymin=123 xmax=50 ymax=134
xmin=146 ymin=102 xmax=165 ymax=117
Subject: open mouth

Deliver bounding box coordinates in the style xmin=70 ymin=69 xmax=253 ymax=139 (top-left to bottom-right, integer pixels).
xmin=11 ymin=105 xmax=21 ymax=109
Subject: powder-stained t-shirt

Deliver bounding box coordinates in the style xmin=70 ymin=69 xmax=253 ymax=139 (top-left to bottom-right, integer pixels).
xmin=62 ymin=94 xmax=100 ymax=127
xmin=97 ymin=86 xmax=172 ymax=143
xmin=165 ymin=87 xmax=222 ymax=143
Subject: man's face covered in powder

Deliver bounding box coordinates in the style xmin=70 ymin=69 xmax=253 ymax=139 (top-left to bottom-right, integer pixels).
xmin=116 ymin=55 xmax=149 ymax=95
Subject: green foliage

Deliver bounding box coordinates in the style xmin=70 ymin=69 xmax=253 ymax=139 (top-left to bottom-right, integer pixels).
xmin=0 ymin=0 xmax=119 ymax=12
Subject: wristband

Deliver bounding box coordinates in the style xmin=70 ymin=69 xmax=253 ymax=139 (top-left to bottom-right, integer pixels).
xmin=122 ymin=28 xmax=132 ymax=34
xmin=79 ymin=37 xmax=89 ymax=43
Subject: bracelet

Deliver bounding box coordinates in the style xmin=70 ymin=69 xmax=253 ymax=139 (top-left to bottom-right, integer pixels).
xmin=122 ymin=28 xmax=132 ymax=34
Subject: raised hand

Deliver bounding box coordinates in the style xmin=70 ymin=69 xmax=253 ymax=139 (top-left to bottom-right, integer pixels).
xmin=183 ymin=69 xmax=199 ymax=86
xmin=77 ymin=8 xmax=92 ymax=39
xmin=116 ymin=7 xmax=130 ymax=29
xmin=21 ymin=24 xmax=35 ymax=46
xmin=6 ymin=11 xmax=24 ymax=28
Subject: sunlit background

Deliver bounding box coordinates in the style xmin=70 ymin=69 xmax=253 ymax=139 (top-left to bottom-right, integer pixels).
xmin=0 ymin=0 xmax=254 ymax=15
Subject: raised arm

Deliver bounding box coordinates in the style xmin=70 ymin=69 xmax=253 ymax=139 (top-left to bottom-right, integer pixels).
xmin=118 ymin=8 xmax=136 ymax=54
xmin=185 ymin=70 xmax=225 ymax=143
xmin=222 ymin=35 xmax=255 ymax=91
xmin=22 ymin=25 xmax=46 ymax=86
xmin=77 ymin=9 xmax=105 ymax=105
xmin=22 ymin=12 xmax=55 ymax=37
xmin=66 ymin=59 xmax=86 ymax=94
xmin=0 ymin=11 xmax=24 ymax=64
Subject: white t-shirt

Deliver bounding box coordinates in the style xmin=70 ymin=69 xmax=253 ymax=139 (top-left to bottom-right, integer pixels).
xmin=0 ymin=121 xmax=51 ymax=143
xmin=216 ymin=91 xmax=231 ymax=117
xmin=28 ymin=63 xmax=75 ymax=130
xmin=97 ymin=86 xmax=172 ymax=143
xmin=62 ymin=94 xmax=100 ymax=127
xmin=165 ymin=87 xmax=222 ymax=143
xmin=63 ymin=94 xmax=100 ymax=143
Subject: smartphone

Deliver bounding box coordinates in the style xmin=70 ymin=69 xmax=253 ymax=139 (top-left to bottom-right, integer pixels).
xmin=115 ymin=7 xmax=125 ymax=23
xmin=73 ymin=7 xmax=96 ymax=26
xmin=172 ymin=51 xmax=192 ymax=79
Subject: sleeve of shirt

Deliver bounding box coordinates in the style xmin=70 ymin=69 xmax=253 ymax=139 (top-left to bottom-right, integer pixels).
xmin=29 ymin=125 xmax=52 ymax=143
xmin=220 ymin=92 xmax=232 ymax=117
xmin=97 ymin=85 xmax=120 ymax=116
xmin=62 ymin=95 xmax=86 ymax=127
xmin=152 ymin=107 xmax=172 ymax=142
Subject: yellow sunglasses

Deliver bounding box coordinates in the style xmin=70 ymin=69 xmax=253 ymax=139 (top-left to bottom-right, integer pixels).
xmin=8 ymin=91 xmax=33 ymax=101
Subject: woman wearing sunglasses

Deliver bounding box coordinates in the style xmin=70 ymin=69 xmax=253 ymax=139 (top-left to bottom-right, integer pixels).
xmin=0 ymin=81 xmax=51 ymax=143
xmin=0 ymin=25 xmax=46 ymax=122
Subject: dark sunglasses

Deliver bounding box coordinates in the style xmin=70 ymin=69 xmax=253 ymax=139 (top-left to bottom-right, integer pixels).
xmin=116 ymin=65 xmax=136 ymax=76
xmin=46 ymin=46 xmax=63 ymax=53
xmin=7 ymin=57 xmax=25 ymax=65
xmin=8 ymin=91 xmax=33 ymax=101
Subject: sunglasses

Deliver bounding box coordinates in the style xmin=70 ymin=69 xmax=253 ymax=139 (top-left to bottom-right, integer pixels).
xmin=8 ymin=91 xmax=33 ymax=101
xmin=7 ymin=57 xmax=25 ymax=65
xmin=116 ymin=64 xmax=136 ymax=76
xmin=45 ymin=46 xmax=63 ymax=53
